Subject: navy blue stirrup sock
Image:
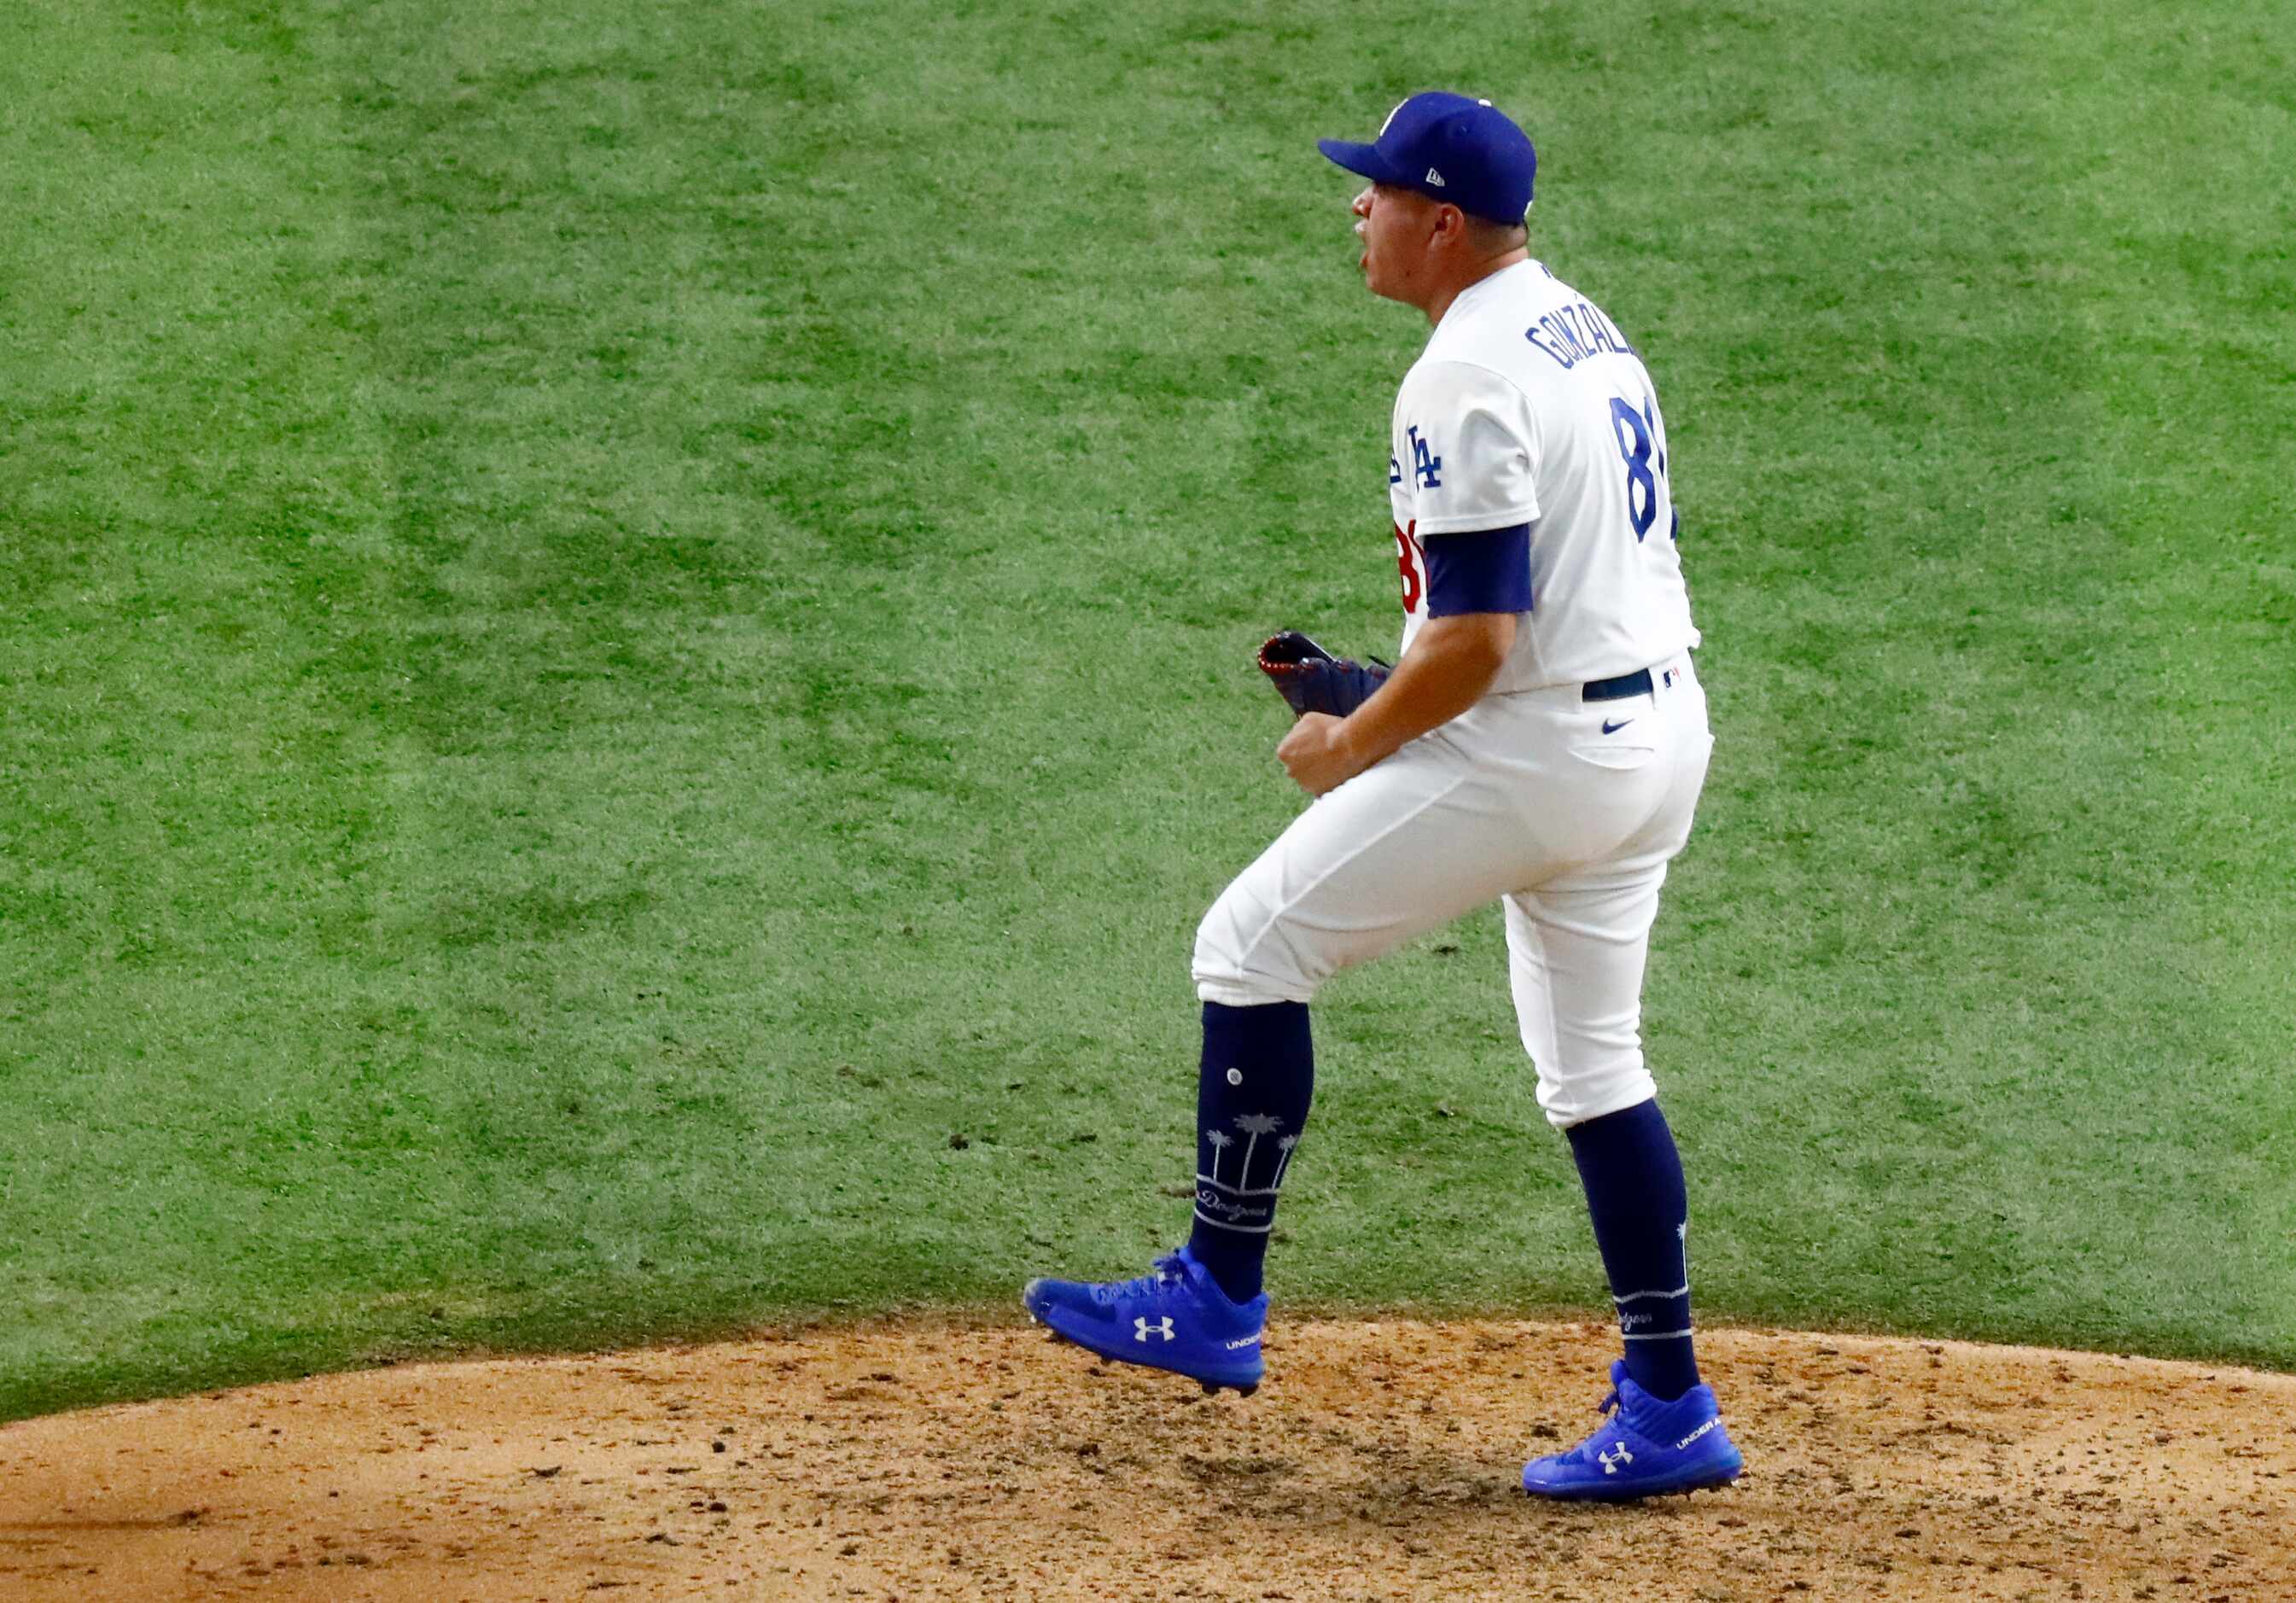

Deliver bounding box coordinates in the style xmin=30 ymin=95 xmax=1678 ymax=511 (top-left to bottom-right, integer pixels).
xmin=1186 ymin=1000 xmax=1314 ymax=1304
xmin=1565 ymin=1098 xmax=1700 ymax=1402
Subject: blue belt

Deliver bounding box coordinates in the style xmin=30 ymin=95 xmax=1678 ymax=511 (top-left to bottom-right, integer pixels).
xmin=1583 ymin=667 xmax=1654 ymax=702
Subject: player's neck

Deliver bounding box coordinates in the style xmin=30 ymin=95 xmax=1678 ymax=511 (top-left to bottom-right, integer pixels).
xmin=1421 ymin=248 xmax=1530 ymax=327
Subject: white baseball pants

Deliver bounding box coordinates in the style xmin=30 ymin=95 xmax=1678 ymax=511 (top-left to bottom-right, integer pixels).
xmin=1193 ymin=652 xmax=1712 ymax=1128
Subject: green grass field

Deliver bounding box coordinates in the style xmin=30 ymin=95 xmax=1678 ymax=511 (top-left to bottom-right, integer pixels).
xmin=3 ymin=0 xmax=2290 ymax=1422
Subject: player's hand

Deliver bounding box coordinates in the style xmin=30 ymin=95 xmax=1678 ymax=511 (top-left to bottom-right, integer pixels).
xmin=1277 ymin=713 xmax=1364 ymax=797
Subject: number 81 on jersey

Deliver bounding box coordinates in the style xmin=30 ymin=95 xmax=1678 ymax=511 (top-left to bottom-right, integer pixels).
xmin=1609 ymin=393 xmax=1675 ymax=543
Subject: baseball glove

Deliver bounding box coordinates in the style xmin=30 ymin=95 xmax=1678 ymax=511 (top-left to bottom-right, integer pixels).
xmin=1257 ymin=630 xmax=1392 ymax=719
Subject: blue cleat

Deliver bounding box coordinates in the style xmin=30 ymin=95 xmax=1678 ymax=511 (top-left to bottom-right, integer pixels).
xmin=1023 ymin=1245 xmax=1267 ymax=1396
xmin=1521 ymin=1361 xmax=1745 ymax=1501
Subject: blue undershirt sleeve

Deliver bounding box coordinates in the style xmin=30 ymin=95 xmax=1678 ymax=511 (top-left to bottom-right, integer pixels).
xmin=1422 ymin=523 xmax=1533 ymax=616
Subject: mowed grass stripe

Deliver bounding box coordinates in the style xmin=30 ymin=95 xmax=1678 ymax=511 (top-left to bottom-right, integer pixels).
xmin=0 ymin=0 xmax=452 ymax=1413
xmin=1658 ymin=1 xmax=2294 ymax=1360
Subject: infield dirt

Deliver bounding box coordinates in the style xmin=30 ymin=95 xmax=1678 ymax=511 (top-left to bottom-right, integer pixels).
xmin=3 ymin=1319 xmax=2289 ymax=1601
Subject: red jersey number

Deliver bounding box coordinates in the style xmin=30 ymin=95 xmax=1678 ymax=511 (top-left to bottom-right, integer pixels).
xmin=1394 ymin=521 xmax=1424 ymax=614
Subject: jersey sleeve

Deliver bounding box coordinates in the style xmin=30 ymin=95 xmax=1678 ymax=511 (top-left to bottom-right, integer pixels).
xmin=1395 ymin=360 xmax=1541 ymax=535
xmin=1422 ymin=523 xmax=1532 ymax=615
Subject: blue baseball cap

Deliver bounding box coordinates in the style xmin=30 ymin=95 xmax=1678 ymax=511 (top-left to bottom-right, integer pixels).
xmin=1318 ymin=92 xmax=1536 ymax=224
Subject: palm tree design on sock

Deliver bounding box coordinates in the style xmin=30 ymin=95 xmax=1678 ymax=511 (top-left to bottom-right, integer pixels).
xmin=1270 ymin=1133 xmax=1302 ymax=1191
xmin=1203 ymin=1128 xmax=1234 ymax=1186
xmin=1232 ymin=1112 xmax=1285 ymax=1190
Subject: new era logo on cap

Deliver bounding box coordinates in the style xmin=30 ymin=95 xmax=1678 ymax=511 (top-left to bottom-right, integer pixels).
xmin=1318 ymin=91 xmax=1536 ymax=224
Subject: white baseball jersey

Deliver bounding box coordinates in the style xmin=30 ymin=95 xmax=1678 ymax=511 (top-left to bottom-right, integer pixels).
xmin=1386 ymin=259 xmax=1699 ymax=693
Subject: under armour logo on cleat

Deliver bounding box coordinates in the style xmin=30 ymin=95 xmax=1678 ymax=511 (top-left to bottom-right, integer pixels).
xmin=1135 ymin=1316 xmax=1175 ymax=1343
xmin=1598 ymin=1442 xmax=1635 ymax=1475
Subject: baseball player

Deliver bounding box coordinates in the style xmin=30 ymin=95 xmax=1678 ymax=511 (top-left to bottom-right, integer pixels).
xmin=1024 ymin=92 xmax=1742 ymax=1501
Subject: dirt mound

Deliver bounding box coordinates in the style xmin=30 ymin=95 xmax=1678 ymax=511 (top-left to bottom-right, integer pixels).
xmin=3 ymin=1318 xmax=2289 ymax=1600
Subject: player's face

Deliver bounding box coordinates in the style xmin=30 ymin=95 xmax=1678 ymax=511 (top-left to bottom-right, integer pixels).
xmin=1352 ymin=183 xmax=1440 ymax=306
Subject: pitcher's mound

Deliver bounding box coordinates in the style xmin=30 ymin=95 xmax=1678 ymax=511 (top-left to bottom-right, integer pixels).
xmin=3 ymin=1318 xmax=2289 ymax=1600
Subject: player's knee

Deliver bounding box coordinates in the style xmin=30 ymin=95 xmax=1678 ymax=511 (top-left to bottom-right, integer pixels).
xmin=1537 ymin=1059 xmax=1658 ymax=1130
xmin=1192 ymin=884 xmax=1320 ymax=1007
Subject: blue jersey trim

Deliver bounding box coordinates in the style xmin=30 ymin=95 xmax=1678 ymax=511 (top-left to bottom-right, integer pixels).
xmin=1423 ymin=523 xmax=1533 ymax=617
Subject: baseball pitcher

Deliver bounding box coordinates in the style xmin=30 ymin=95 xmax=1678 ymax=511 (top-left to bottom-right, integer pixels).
xmin=1024 ymin=92 xmax=1742 ymax=1501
